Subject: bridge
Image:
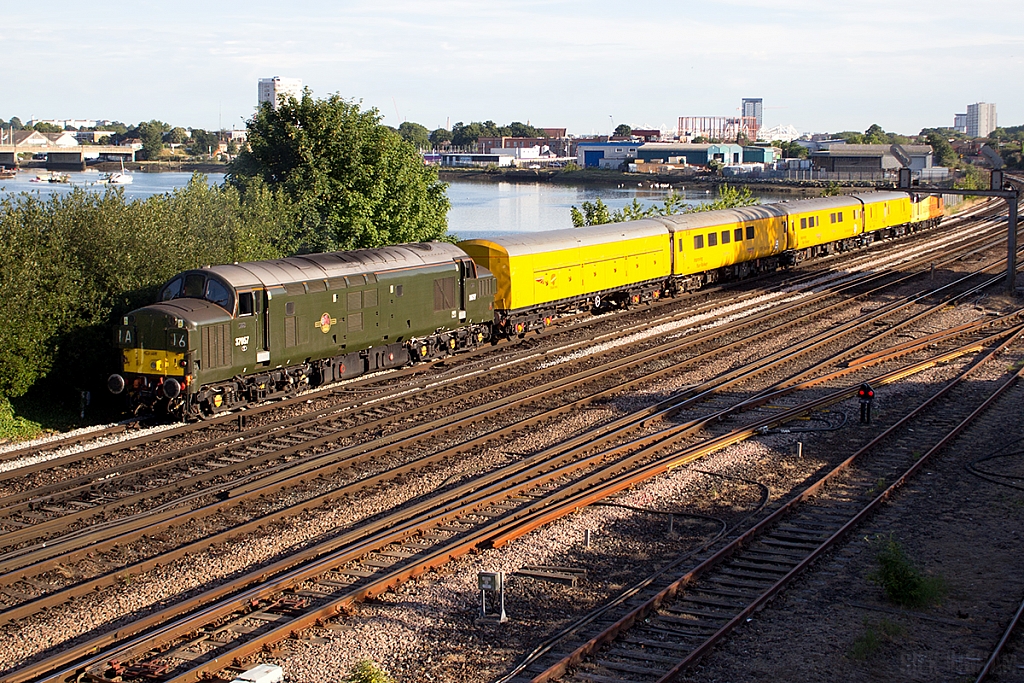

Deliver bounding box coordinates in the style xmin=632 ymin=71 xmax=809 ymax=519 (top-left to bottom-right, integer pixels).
xmin=0 ymin=145 xmax=136 ymax=170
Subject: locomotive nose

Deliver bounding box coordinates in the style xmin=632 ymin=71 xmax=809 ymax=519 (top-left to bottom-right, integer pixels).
xmin=107 ymin=374 xmax=126 ymax=395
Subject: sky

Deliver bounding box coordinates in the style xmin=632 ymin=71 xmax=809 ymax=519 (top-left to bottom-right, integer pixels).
xmin=4 ymin=0 xmax=1023 ymax=137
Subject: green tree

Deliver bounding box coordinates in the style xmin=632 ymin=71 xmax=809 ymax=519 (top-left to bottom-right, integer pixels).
xmin=164 ymin=127 xmax=189 ymax=145
xmin=397 ymin=121 xmax=431 ymax=149
xmin=33 ymin=122 xmax=62 ymax=133
xmin=137 ymin=120 xmax=169 ymax=160
xmin=922 ymin=130 xmax=957 ymax=167
xmin=188 ymin=129 xmax=220 ymax=156
xmin=613 ymin=123 xmax=633 ymax=137
xmin=228 ymin=90 xmax=451 ymax=251
xmin=429 ymin=128 xmax=452 ymax=148
xmin=775 ymin=140 xmax=808 ymax=159
xmin=9 ymin=117 xmax=23 ymax=130
xmin=864 ymin=123 xmax=889 ymax=144
xmin=821 ymin=181 xmax=842 ymax=197
xmin=508 ymin=121 xmax=544 ymax=138
xmin=451 ymin=121 xmax=484 ymax=147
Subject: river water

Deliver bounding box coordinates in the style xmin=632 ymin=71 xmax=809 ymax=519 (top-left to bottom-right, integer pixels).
xmin=0 ymin=171 xmax=789 ymax=237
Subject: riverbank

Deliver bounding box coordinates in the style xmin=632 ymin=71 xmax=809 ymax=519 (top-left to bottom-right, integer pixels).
xmin=19 ymin=160 xmax=228 ymax=174
xmin=438 ymin=167 xmax=850 ymax=197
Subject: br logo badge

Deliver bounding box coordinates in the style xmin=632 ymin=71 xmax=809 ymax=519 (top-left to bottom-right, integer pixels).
xmin=316 ymin=312 xmax=338 ymax=334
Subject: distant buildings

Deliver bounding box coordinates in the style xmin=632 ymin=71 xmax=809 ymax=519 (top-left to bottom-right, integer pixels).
xmin=258 ymin=77 xmax=303 ymax=110
xmin=741 ymin=98 xmax=763 ymax=129
xmin=953 ymin=113 xmax=968 ymax=135
xmin=966 ymin=102 xmax=997 ymax=138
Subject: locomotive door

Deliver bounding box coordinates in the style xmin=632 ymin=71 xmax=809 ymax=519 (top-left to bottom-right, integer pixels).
xmin=457 ymin=257 xmax=477 ymax=316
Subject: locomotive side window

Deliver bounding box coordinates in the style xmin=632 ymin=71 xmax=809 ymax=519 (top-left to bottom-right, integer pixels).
xmin=238 ymin=292 xmax=254 ymax=316
xmin=183 ymin=274 xmax=205 ymax=298
xmin=746 ymin=225 xmax=755 ymax=240
xmin=396 ymin=285 xmax=404 ymax=297
xmin=285 ymin=302 xmax=296 ymax=316
xmin=206 ymin=279 xmax=233 ymax=312
xmin=708 ymin=232 xmax=717 ymax=247
xmin=161 ymin=277 xmax=183 ymax=301
xmin=693 ymin=234 xmax=704 ymax=249
xmin=734 ymin=228 xmax=743 ymax=242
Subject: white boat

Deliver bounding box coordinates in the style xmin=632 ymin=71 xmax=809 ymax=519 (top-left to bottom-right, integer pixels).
xmin=98 ymin=159 xmax=134 ymax=185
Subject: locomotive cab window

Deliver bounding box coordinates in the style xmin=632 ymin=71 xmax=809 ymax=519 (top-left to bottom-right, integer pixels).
xmin=238 ymin=292 xmax=254 ymax=316
xmin=183 ymin=273 xmax=205 ymax=298
xmin=205 ymin=278 xmax=233 ymax=312
xmin=161 ymin=277 xmax=183 ymax=301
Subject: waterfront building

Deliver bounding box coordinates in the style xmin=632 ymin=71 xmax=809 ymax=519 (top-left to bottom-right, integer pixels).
xmin=966 ymin=102 xmax=997 ymax=138
xmin=258 ymin=77 xmax=303 ymax=110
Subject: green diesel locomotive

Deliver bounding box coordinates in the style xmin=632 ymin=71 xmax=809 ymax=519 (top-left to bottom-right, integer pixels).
xmin=108 ymin=242 xmax=496 ymax=417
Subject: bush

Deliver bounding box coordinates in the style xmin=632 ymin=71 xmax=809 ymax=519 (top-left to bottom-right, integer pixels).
xmin=0 ymin=176 xmax=299 ymax=414
xmin=868 ymin=535 xmax=945 ymax=607
xmin=346 ymin=660 xmax=393 ymax=683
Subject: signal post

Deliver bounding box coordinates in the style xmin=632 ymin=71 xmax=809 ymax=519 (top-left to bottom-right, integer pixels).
xmin=894 ymin=168 xmax=1020 ymax=294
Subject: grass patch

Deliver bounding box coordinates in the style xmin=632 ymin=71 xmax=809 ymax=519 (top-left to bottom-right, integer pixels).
xmin=346 ymin=660 xmax=394 ymax=683
xmin=848 ymin=626 xmax=881 ymax=660
xmin=0 ymin=398 xmax=46 ymax=442
xmin=868 ymin=535 xmax=946 ymax=608
xmin=848 ymin=618 xmax=905 ymax=661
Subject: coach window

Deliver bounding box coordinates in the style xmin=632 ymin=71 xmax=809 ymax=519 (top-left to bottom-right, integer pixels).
xmin=694 ymin=234 xmax=704 ymax=249
xmin=838 ymin=212 xmax=844 ymax=222
xmin=734 ymin=228 xmax=743 ymax=242
xmin=238 ymin=291 xmax=254 ymax=316
xmin=830 ymin=213 xmax=836 ymax=224
xmin=708 ymin=232 xmax=718 ymax=247
xmin=721 ymin=230 xmax=730 ymax=244
xmin=800 ymin=217 xmax=807 ymax=229
xmin=746 ymin=225 xmax=755 ymax=240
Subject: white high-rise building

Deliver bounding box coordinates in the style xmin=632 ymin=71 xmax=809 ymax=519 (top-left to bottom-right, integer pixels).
xmin=258 ymin=77 xmax=303 ymax=110
xmin=966 ymin=102 xmax=997 ymax=138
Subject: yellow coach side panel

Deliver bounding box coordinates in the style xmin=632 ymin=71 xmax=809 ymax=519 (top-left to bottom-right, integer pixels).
xmin=460 ymin=230 xmax=672 ymax=312
xmin=860 ymin=194 xmax=913 ymax=232
xmin=785 ymin=204 xmax=861 ymax=251
xmin=672 ymin=216 xmax=784 ymax=276
xmin=529 ymin=233 xmax=671 ymax=308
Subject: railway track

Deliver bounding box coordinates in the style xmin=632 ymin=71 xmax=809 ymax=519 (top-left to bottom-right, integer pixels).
xmin=0 ymin=211 xmax=1014 ymax=605
xmin=4 ymin=276 xmax=1019 ymax=679
xmin=512 ymin=326 xmax=1024 ymax=683
xmin=1 ymin=193 xmax=1019 ymax=682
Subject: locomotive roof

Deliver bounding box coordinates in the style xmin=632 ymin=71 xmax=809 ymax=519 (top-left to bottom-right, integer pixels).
xmin=459 ymin=220 xmax=670 ymax=256
xmin=197 ymin=242 xmax=469 ymax=290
